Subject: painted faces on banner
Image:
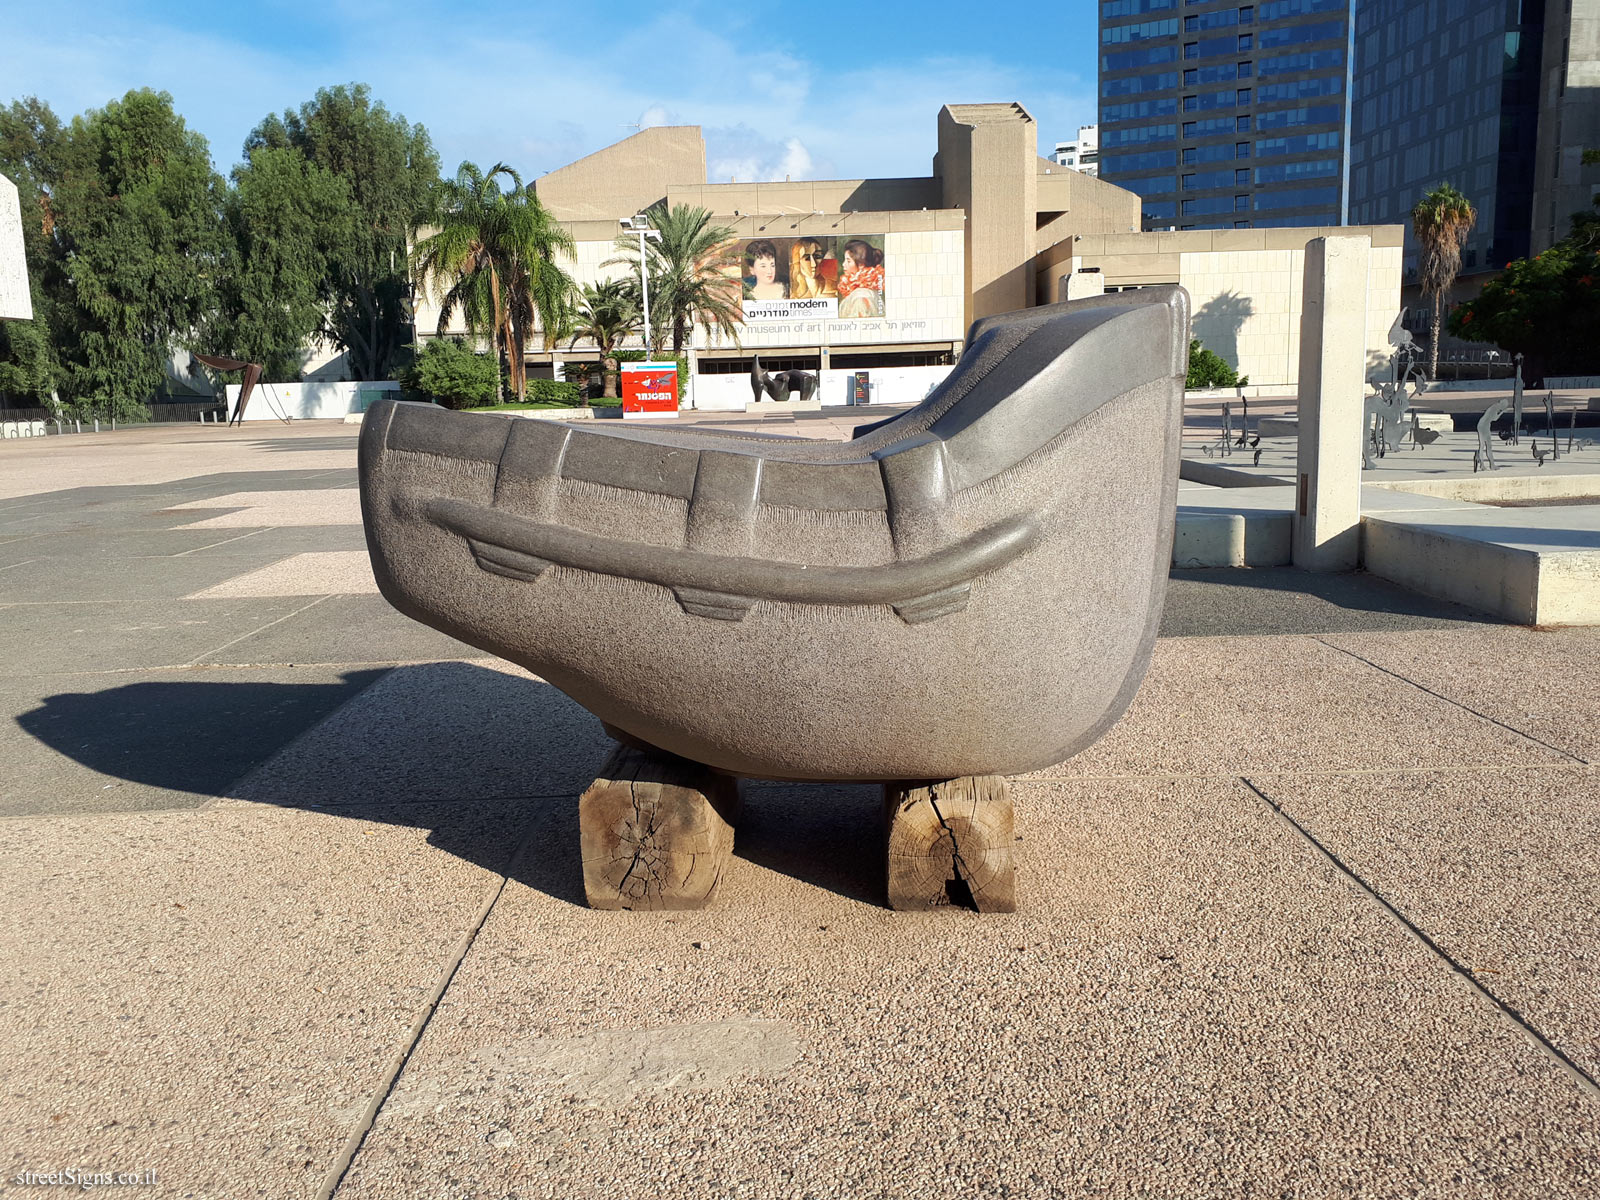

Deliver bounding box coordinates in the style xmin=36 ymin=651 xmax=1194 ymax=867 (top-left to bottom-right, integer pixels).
xmin=733 ymin=235 xmax=887 ymax=320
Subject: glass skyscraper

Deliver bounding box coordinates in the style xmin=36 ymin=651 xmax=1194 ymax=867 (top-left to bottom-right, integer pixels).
xmin=1348 ymin=0 xmax=1545 ymax=277
xmin=1098 ymin=0 xmax=1354 ymax=230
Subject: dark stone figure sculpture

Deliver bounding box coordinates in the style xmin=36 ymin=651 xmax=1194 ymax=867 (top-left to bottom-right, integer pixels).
xmin=751 ymin=354 xmax=819 ymax=405
xmin=360 ymin=288 xmax=1191 ymax=911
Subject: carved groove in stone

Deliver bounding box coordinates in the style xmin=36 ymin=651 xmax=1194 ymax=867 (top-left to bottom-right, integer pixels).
xmin=467 ymin=538 xmax=551 ymax=583
xmin=672 ymin=587 xmax=758 ymax=621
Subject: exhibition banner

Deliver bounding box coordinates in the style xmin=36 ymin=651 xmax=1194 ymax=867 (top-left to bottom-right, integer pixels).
xmin=733 ymin=234 xmax=886 ymax=320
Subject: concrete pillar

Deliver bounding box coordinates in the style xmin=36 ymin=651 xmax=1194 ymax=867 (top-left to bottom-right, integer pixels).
xmin=1292 ymin=235 xmax=1370 ymax=572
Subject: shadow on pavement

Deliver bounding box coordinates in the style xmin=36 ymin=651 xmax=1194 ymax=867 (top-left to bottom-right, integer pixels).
xmin=1161 ymin=567 xmax=1502 ymax=636
xmin=17 ymin=666 xmax=886 ymax=909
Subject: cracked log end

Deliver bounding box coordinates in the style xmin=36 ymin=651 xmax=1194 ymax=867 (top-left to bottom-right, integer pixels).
xmin=883 ymin=776 xmax=1016 ymax=913
xmin=579 ymin=743 xmax=741 ymax=911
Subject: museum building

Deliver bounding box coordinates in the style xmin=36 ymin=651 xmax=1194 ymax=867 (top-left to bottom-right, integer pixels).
xmin=413 ymin=102 xmax=1402 ymax=409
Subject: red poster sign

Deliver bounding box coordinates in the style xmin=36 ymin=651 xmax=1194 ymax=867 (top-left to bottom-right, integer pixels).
xmin=621 ymin=363 xmax=679 ymax=418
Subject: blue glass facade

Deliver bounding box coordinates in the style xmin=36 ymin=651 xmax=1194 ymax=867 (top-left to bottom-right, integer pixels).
xmin=1348 ymin=0 xmax=1545 ymax=278
xmin=1099 ymin=0 xmax=1352 ymax=229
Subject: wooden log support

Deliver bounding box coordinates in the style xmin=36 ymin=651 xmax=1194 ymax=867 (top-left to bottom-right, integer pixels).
xmin=883 ymin=776 xmax=1016 ymax=912
xmin=578 ymin=744 xmax=741 ymax=911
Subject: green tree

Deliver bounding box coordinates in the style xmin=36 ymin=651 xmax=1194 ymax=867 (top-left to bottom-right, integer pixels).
xmin=45 ymin=89 xmax=229 ymax=421
xmin=605 ymin=203 xmax=742 ymax=357
xmin=1411 ymin=183 xmax=1477 ymax=379
xmin=218 ymin=145 xmax=354 ymax=379
xmin=0 ymin=97 xmax=68 ymax=408
xmin=412 ymin=162 xmax=574 ymax=402
xmin=245 ymin=84 xmax=439 ymax=381
xmin=1185 ymin=338 xmax=1248 ymax=389
xmin=1448 ymin=241 xmax=1600 ymax=379
xmin=566 ymin=279 xmax=640 ymax=398
xmin=399 ymin=336 xmax=500 ymax=409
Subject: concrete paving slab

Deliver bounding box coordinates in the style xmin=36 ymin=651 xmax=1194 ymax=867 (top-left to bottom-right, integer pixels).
xmin=335 ymin=775 xmax=1600 ymax=1200
xmin=0 ymin=596 xmax=317 ymax=675
xmin=219 ymin=660 xmax=612 ymax=808
xmin=1317 ymin=625 xmax=1600 ymax=762
xmin=1038 ymin=634 xmax=1567 ymax=781
xmin=0 ymin=798 xmax=528 ymax=1200
xmin=1250 ymin=765 xmax=1600 ymax=1080
xmin=0 ymin=423 xmax=360 ymax=500
xmin=192 ymin=593 xmax=478 ymax=667
xmin=186 ymin=550 xmax=378 ymax=598
xmin=1 ymin=665 xmax=385 ymax=817
xmin=0 ymin=551 xmax=294 ymax=604
xmin=166 ymin=487 xmax=363 ymax=528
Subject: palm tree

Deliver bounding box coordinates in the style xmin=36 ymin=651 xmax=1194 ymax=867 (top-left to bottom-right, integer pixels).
xmin=604 ymin=203 xmax=742 ymax=358
xmin=567 ymin=279 xmax=641 ymax=398
xmin=495 ymin=186 xmax=575 ymax=399
xmin=1412 ymin=184 xmax=1477 ymax=379
xmin=412 ymin=161 xmax=574 ymax=402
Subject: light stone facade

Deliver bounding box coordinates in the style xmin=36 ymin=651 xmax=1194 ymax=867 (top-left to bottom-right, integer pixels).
xmin=0 ymin=173 xmax=32 ymax=322
xmin=1047 ymin=225 xmax=1404 ymax=386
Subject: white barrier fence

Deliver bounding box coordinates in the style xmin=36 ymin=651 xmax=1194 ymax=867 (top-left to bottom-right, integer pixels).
xmin=223 ymin=380 xmax=400 ymax=421
xmin=688 ymin=365 xmax=955 ymax=412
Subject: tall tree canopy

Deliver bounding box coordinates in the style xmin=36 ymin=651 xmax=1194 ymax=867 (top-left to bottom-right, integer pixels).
xmin=1411 ymin=183 xmax=1477 ymax=379
xmin=245 ymin=84 xmax=439 ymax=381
xmin=219 ymin=146 xmax=353 ymax=379
xmin=0 ymin=97 xmax=68 ymax=406
xmin=1 ymin=90 xmax=228 ymax=419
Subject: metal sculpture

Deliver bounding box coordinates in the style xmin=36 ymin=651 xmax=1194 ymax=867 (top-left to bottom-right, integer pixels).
xmin=750 ymin=355 xmax=819 ymax=405
xmin=1476 ymin=396 xmax=1511 ymax=470
xmin=1511 ymin=354 xmax=1525 ymax=445
xmin=193 ymin=354 xmax=266 ymax=426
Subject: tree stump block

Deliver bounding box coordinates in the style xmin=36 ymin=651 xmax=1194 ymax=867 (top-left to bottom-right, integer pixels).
xmin=883 ymin=776 xmax=1015 ymax=912
xmin=579 ymin=744 xmax=741 ymax=911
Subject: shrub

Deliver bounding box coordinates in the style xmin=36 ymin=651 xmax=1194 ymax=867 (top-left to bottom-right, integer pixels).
xmin=399 ymin=339 xmax=500 ymax=410
xmin=527 ymin=379 xmax=582 ymax=404
xmin=1185 ymin=338 xmax=1249 ymax=389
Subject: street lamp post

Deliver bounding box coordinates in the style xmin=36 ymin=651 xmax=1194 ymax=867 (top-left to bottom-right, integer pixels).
xmin=619 ymin=214 xmax=662 ymax=355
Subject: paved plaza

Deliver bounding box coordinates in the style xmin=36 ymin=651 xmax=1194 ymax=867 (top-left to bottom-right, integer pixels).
xmin=1 ymin=419 xmax=1597 ymax=1198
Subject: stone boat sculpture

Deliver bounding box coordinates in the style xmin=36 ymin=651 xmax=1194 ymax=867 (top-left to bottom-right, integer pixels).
xmin=360 ymin=287 xmax=1190 ymax=911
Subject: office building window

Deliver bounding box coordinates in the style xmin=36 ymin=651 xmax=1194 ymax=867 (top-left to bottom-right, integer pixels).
xmin=1235 ymin=141 xmax=1251 ymax=158
xmin=1236 ymin=115 xmax=1251 ymax=131
xmin=1234 ymin=194 xmax=1250 ymax=211
xmin=1238 ymin=33 xmax=1253 ymax=50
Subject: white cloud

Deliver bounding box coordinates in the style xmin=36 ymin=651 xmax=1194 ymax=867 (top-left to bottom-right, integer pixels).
xmin=0 ymin=3 xmax=1097 ymax=186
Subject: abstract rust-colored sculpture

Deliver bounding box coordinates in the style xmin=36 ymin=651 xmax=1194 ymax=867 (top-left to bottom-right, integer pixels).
xmin=360 ymin=288 xmax=1190 ymax=910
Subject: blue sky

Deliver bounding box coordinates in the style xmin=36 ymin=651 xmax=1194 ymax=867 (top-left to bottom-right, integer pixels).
xmin=0 ymin=0 xmax=1100 ymax=182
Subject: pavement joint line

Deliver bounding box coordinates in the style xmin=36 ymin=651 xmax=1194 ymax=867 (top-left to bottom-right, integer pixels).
xmin=0 ymin=657 xmax=475 ymax=681
xmin=1013 ymin=761 xmax=1599 ymax=783
xmin=1240 ymin=775 xmax=1600 ymax=1108
xmin=167 ymin=527 xmax=276 ymax=557
xmin=1312 ymin=635 xmax=1590 ymax=764
xmin=315 ymin=826 xmax=538 ymax=1200
xmin=185 ymin=594 xmax=333 ymax=666
xmin=0 ymin=558 xmax=39 ymax=573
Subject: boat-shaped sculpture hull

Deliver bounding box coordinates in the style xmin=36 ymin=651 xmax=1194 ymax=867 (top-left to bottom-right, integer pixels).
xmin=360 ymin=288 xmax=1189 ymax=781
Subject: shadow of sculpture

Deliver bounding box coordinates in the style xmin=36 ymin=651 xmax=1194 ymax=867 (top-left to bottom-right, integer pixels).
xmin=15 ymin=665 xmax=885 ymax=908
